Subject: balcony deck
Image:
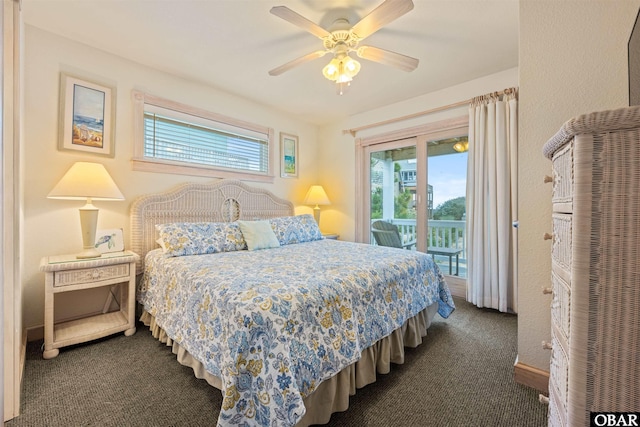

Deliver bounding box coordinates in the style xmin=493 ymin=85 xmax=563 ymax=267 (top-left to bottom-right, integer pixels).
xmin=371 ymin=218 xmax=467 ymax=278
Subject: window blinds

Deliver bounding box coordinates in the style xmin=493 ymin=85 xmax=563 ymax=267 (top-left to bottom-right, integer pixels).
xmin=143 ymin=110 xmax=269 ymax=174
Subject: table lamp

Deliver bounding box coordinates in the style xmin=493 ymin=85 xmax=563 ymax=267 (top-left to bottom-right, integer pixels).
xmin=48 ymin=162 xmax=124 ymax=259
xmin=304 ymin=185 xmax=331 ymax=228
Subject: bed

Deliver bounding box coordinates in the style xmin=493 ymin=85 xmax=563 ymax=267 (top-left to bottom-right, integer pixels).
xmin=130 ymin=179 xmax=455 ymax=427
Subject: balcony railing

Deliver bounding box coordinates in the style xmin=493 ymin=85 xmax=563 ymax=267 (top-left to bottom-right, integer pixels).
xmin=371 ymin=218 xmax=467 ymax=276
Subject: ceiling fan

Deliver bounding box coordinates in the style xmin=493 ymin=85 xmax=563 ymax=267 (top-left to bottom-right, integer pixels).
xmin=268 ymin=0 xmax=419 ymax=94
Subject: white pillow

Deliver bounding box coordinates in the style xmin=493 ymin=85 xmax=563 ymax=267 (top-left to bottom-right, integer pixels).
xmin=237 ymin=220 xmax=280 ymax=251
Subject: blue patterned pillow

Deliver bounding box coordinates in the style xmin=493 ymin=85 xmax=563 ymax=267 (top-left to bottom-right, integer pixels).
xmin=156 ymin=222 xmax=247 ymax=257
xmin=269 ymin=214 xmax=323 ymax=246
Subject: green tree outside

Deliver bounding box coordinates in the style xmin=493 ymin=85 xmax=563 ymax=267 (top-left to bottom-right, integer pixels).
xmin=371 ymin=187 xmax=383 ymax=219
xmin=395 ymin=190 xmax=415 ymax=219
xmin=432 ymin=196 xmax=465 ymax=220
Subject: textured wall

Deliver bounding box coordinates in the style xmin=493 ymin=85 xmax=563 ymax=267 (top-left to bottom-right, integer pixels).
xmin=518 ymin=0 xmax=639 ymax=370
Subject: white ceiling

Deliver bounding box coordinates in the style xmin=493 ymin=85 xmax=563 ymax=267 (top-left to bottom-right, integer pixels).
xmin=22 ymin=0 xmax=519 ymax=125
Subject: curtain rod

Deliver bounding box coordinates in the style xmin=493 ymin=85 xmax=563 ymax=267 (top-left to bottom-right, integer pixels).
xmin=343 ymin=88 xmax=516 ymax=137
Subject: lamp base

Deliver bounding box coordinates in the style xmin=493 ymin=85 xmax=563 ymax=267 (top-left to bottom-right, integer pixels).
xmin=77 ymin=202 xmax=102 ymax=259
xmin=76 ymin=247 xmax=102 ymax=259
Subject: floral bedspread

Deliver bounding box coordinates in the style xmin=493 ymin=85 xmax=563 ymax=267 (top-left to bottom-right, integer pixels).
xmin=139 ymin=239 xmax=455 ymax=427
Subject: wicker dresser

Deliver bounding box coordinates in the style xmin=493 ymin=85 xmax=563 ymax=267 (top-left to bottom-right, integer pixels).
xmin=542 ymin=106 xmax=640 ymax=426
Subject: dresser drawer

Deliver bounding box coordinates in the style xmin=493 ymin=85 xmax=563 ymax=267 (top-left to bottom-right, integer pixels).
xmin=551 ymin=140 xmax=573 ymax=213
xmin=551 ymin=214 xmax=572 ymax=272
xmin=53 ymin=263 xmax=130 ymax=287
xmin=549 ymin=331 xmax=569 ymax=414
xmin=548 ymin=380 xmax=567 ymax=427
xmin=551 ymin=270 xmax=571 ymax=345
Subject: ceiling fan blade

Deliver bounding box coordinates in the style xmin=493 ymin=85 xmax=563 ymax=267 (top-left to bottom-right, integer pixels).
xmin=351 ymin=0 xmax=414 ymax=40
xmin=356 ymin=46 xmax=419 ymax=72
xmin=268 ymin=50 xmax=329 ymax=76
xmin=270 ymin=6 xmax=331 ymax=39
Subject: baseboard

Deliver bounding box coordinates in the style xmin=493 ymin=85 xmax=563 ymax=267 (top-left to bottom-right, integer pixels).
xmin=514 ymin=359 xmax=549 ymax=393
xmin=26 ymin=324 xmax=44 ymax=342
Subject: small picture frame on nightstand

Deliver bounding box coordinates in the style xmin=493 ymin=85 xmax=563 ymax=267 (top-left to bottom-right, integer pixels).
xmin=94 ymin=228 xmax=124 ymax=254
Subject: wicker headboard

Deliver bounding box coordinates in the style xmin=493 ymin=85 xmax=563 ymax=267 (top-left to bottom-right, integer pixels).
xmin=130 ymin=179 xmax=294 ymax=274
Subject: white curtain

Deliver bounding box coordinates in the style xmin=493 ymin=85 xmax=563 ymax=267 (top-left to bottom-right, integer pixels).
xmin=466 ymin=89 xmax=518 ymax=313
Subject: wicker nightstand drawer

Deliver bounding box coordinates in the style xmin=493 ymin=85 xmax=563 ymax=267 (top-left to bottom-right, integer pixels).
xmin=53 ymin=263 xmax=130 ymax=287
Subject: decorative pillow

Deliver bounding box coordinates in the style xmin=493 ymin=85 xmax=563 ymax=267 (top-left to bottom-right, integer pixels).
xmin=269 ymin=214 xmax=323 ymax=246
xmin=155 ymin=222 xmax=247 ymax=257
xmin=237 ymin=220 xmax=280 ymax=251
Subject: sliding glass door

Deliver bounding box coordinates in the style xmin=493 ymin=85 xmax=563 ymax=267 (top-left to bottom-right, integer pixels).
xmin=362 ymin=134 xmax=468 ymax=279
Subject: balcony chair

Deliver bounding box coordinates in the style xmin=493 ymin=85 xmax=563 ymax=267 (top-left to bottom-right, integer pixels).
xmin=371 ymin=220 xmax=415 ymax=250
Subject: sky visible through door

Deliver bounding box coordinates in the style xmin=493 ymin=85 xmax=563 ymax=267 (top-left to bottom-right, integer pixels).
xmin=429 ymin=152 xmax=468 ymax=209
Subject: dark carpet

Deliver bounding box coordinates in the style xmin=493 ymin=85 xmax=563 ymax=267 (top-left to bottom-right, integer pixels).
xmin=5 ymin=297 xmax=547 ymax=426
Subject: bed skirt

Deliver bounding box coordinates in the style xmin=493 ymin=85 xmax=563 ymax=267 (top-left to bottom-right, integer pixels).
xmin=140 ymin=302 xmax=439 ymax=426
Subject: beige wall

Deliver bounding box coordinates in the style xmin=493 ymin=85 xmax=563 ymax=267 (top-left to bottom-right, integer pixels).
xmin=22 ymin=26 xmax=320 ymax=331
xmin=518 ymin=0 xmax=639 ymax=370
xmin=317 ymin=68 xmax=518 ymax=242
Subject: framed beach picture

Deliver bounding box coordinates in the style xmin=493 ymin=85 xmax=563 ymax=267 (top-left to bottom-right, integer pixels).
xmin=58 ymin=73 xmax=116 ymax=157
xmin=280 ymin=132 xmax=298 ymax=178
xmin=94 ymin=228 xmax=125 ymax=254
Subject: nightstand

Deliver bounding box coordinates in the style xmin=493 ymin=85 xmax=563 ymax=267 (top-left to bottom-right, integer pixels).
xmin=39 ymin=250 xmax=139 ymax=359
xmin=322 ymin=233 xmax=339 ymax=240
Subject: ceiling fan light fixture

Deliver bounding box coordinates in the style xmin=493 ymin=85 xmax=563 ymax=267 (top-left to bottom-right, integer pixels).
xmin=322 ymin=58 xmax=341 ymax=80
xmin=344 ymin=56 xmax=361 ymax=77
xmin=322 ymin=56 xmax=361 ymax=81
xmin=336 ymin=73 xmax=352 ymax=84
xmin=322 ymin=55 xmax=360 ymax=95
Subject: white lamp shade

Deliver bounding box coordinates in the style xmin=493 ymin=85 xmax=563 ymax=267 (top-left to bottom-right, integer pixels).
xmin=48 ymin=162 xmax=124 ymax=201
xmin=48 ymin=162 xmax=124 ymax=259
xmin=304 ymin=185 xmax=331 ymax=206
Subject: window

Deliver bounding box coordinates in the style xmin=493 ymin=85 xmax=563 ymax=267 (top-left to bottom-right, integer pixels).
xmin=132 ymin=91 xmax=274 ymax=182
